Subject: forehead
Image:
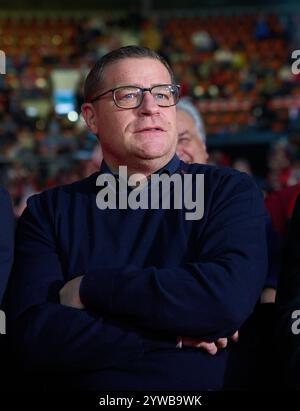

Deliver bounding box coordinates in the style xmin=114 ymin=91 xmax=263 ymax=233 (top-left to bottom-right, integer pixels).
xmin=177 ymin=110 xmax=196 ymax=129
xmin=102 ymin=57 xmax=172 ymax=88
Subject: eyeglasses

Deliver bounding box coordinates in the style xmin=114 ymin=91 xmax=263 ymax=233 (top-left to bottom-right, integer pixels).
xmin=89 ymin=84 xmax=181 ymax=109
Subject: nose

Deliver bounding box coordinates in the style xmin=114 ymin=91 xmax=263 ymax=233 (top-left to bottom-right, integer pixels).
xmin=138 ymin=91 xmax=160 ymax=116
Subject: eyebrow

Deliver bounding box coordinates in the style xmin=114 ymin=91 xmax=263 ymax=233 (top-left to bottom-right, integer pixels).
xmin=110 ymin=83 xmax=171 ymax=88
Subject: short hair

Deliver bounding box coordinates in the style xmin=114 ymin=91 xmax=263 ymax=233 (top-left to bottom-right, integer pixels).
xmin=84 ymin=46 xmax=175 ymax=102
xmin=176 ymin=97 xmax=206 ymax=143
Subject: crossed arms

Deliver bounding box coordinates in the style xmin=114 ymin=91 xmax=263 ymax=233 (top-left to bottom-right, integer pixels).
xmin=6 ymin=173 xmax=268 ymax=371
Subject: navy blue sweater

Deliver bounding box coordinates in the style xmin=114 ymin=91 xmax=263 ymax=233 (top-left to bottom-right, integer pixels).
xmin=7 ymin=155 xmax=268 ymax=390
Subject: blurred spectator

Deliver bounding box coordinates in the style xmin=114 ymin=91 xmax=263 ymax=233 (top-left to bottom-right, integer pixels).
xmin=141 ymin=20 xmax=162 ymax=51
xmin=265 ymin=182 xmax=300 ymax=238
xmin=254 ymin=15 xmax=271 ymax=40
xmin=191 ymin=29 xmax=215 ymax=52
xmin=176 ymin=98 xmax=208 ymax=164
xmin=208 ymin=150 xmax=231 ymax=168
xmin=232 ymin=158 xmax=253 ymax=175
xmin=232 ymin=157 xmax=267 ymax=192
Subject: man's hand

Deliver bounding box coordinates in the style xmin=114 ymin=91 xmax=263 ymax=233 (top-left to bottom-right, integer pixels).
xmin=59 ymin=275 xmax=85 ymax=309
xmin=177 ymin=331 xmax=239 ymax=355
xmin=261 ymin=287 xmax=276 ymax=304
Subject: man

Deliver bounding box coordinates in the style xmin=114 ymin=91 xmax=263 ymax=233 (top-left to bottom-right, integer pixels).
xmin=7 ymin=46 xmax=267 ymax=390
xmin=176 ymin=98 xmax=208 ymax=164
xmin=0 ymin=187 xmax=14 ymax=307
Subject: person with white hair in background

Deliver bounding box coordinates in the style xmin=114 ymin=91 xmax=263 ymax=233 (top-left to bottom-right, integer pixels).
xmin=176 ymin=97 xmax=208 ymax=164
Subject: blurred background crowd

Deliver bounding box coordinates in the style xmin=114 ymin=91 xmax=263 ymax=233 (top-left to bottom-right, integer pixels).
xmin=1 ymin=0 xmax=300 ymax=216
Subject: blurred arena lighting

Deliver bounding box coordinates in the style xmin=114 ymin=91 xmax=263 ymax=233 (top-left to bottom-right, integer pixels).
xmin=51 ymin=69 xmax=80 ymax=115
xmin=68 ymin=110 xmax=79 ymax=122
xmin=25 ymin=106 xmax=38 ymax=117
xmin=54 ymin=89 xmax=75 ymax=115
xmin=208 ymin=85 xmax=219 ymax=98
xmin=35 ymin=78 xmax=47 ymax=89
xmin=194 ymin=85 xmax=205 ymax=97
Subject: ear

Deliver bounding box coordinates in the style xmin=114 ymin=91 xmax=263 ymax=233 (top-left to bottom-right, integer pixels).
xmin=81 ymin=103 xmax=98 ymax=135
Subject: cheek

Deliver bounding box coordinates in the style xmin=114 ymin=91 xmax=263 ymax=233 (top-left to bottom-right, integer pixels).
xmin=181 ymin=141 xmax=192 ymax=151
xmin=192 ymin=140 xmax=204 ymax=152
xmin=98 ymin=113 xmax=127 ymax=139
xmin=192 ymin=139 xmax=200 ymax=148
xmin=176 ymin=141 xmax=186 ymax=150
xmin=166 ymin=109 xmax=176 ymax=127
xmin=176 ymin=143 xmax=183 ymax=154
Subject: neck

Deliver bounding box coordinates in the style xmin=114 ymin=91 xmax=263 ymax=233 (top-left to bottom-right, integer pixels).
xmin=103 ymin=153 xmax=175 ymax=184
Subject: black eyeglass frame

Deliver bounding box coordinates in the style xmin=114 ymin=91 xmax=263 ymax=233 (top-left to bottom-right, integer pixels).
xmin=88 ymin=84 xmax=181 ymax=109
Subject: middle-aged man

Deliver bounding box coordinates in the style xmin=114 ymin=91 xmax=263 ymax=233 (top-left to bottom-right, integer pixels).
xmin=176 ymin=97 xmax=208 ymax=164
xmin=6 ymin=46 xmax=268 ymax=390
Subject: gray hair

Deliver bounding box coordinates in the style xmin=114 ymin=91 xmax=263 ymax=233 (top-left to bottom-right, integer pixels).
xmin=84 ymin=46 xmax=175 ymax=102
xmin=177 ymin=98 xmax=206 ymax=143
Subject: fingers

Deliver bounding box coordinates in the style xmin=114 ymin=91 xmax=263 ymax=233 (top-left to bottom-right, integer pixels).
xmin=59 ymin=276 xmax=85 ymax=309
xmin=196 ymin=341 xmax=218 ymax=355
xmin=177 ymin=330 xmax=239 ymax=356
xmin=230 ymin=331 xmax=239 ymax=343
xmin=216 ymin=337 xmax=228 ymax=349
xmin=176 ymin=336 xmax=183 ymax=348
xmin=180 ymin=338 xmax=218 ymax=355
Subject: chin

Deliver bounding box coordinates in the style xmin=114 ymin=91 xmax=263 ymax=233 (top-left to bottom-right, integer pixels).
xmin=137 ymin=151 xmax=168 ymax=161
xmin=136 ymin=145 xmax=172 ymax=160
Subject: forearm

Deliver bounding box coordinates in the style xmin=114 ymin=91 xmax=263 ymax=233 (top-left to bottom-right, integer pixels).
xmin=80 ymin=254 xmax=267 ymax=340
xmin=80 ymin=178 xmax=268 ymax=339
xmin=10 ymin=302 xmax=174 ymax=373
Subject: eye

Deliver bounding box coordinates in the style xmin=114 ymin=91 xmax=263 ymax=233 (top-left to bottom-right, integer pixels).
xmin=154 ymin=92 xmax=170 ymax=101
xmin=178 ymin=137 xmax=189 ymax=142
xmin=115 ymin=88 xmax=140 ymax=102
xmin=157 ymin=93 xmax=169 ymax=100
xmin=119 ymin=92 xmax=138 ymax=101
xmin=178 ymin=133 xmax=190 ymax=144
xmin=152 ymin=85 xmax=174 ymax=102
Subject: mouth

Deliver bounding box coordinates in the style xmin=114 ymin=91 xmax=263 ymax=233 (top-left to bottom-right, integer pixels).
xmin=135 ymin=126 xmax=165 ymax=133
